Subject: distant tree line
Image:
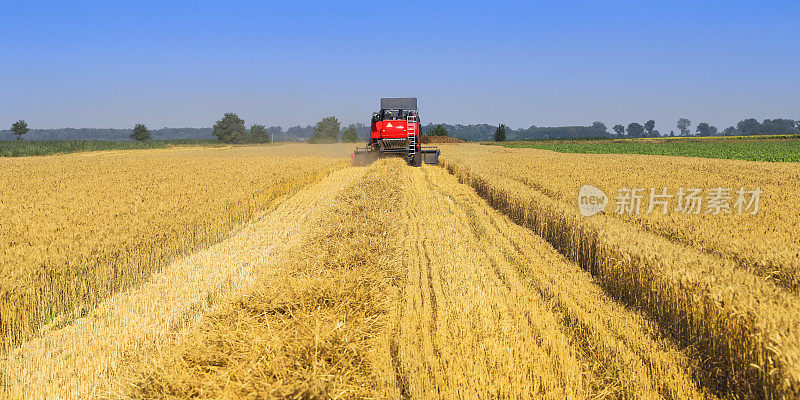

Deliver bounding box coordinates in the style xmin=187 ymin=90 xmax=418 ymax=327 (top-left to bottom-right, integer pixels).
xmin=426 ymin=123 xmax=611 ymax=141
xmin=726 ymin=118 xmax=799 ymax=136
xmin=341 ymin=125 xmax=358 ymax=142
xmin=211 ymin=114 xmax=364 ymax=144
xmin=211 ymin=113 xmax=272 ymax=144
xmin=607 ymin=120 xmax=659 ymax=138
xmin=307 ymin=116 xmax=340 ymax=143
xmin=256 ymin=123 xmax=370 ymax=142
xmin=661 ymin=117 xmax=800 ymax=138
xmin=0 ymin=127 xmax=216 ymax=141
xmin=5 ymin=116 xmax=799 ymax=142
xmin=427 ymin=125 xmax=450 ymax=137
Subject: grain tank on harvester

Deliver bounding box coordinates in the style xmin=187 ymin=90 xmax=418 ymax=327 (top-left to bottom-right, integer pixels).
xmin=352 ymin=98 xmax=440 ymax=166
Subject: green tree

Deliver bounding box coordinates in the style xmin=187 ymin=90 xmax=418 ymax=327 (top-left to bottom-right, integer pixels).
xmin=10 ymin=120 xmax=28 ymax=140
xmin=626 ymin=122 xmax=644 ymax=138
xmin=250 ymin=124 xmax=270 ymax=143
xmin=644 ymin=120 xmax=656 ymax=137
xmin=677 ymin=118 xmax=691 ymax=136
xmin=341 ymin=124 xmax=358 ymax=143
xmin=494 ymin=123 xmax=506 ymax=141
xmin=213 ymin=113 xmax=248 ymax=143
xmin=736 ymin=118 xmax=760 ymax=135
xmin=428 ymin=124 xmax=448 ymax=137
xmin=723 ymin=126 xmax=738 ymax=136
xmin=612 ymin=124 xmax=625 ymax=136
xmin=130 ymin=123 xmax=151 ymax=141
xmin=309 ymin=116 xmax=341 ymax=143
xmin=760 ymin=118 xmax=797 ymax=134
xmin=696 ymin=122 xmax=717 ymax=136
xmin=591 ymin=121 xmax=607 ymax=136
xmin=267 ymin=126 xmax=283 ymax=142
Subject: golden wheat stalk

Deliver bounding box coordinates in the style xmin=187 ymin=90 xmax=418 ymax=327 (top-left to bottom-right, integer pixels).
xmin=0 ymin=145 xmax=351 ymax=351
xmin=441 ymin=144 xmax=800 ymax=398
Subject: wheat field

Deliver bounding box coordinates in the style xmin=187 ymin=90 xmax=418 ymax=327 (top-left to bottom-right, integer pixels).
xmin=1 ymin=144 xmax=797 ymax=399
xmin=0 ymin=144 xmax=351 ymax=349
xmin=441 ymin=144 xmax=800 ymax=399
xmin=104 ymin=160 xmax=717 ymax=399
xmin=443 ymin=144 xmax=800 ymax=292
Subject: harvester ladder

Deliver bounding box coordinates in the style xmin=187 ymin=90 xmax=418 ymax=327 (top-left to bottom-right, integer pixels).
xmin=406 ymin=115 xmax=416 ymax=156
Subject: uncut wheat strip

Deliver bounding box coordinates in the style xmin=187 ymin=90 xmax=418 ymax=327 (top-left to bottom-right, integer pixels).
xmin=462 ymin=191 xmax=713 ymax=398
xmin=502 ymin=241 xmax=713 ymax=400
xmin=397 ymin=167 xmax=595 ymax=399
xmin=421 ymin=165 xmax=713 ymax=399
xmin=444 ymin=144 xmax=800 ymax=294
xmin=0 ymin=166 xmax=367 ymax=400
xmin=0 ymin=149 xmax=347 ymax=351
xmin=443 ymin=159 xmax=800 ymax=398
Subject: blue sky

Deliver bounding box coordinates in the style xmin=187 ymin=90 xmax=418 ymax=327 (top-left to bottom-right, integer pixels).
xmin=1 ymin=1 xmax=799 ymax=131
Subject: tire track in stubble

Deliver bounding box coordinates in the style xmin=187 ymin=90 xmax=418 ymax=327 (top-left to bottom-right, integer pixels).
xmin=404 ymin=188 xmax=444 ymax=390
xmin=408 ymin=164 xmax=714 ymax=399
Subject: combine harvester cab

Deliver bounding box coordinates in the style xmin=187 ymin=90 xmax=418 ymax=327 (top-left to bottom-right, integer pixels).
xmin=353 ymin=97 xmax=440 ymax=166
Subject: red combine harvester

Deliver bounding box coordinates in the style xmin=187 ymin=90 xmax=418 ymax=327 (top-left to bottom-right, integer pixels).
xmin=352 ymin=97 xmax=440 ymax=166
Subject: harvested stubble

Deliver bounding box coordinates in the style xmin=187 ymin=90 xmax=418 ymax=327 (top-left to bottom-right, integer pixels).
xmin=111 ymin=161 xmax=406 ymax=399
xmin=0 ymin=144 xmax=349 ymax=350
xmin=115 ymin=160 xmax=716 ymax=399
xmin=393 ymin=164 xmax=713 ymax=399
xmin=441 ymin=144 xmax=800 ymax=399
